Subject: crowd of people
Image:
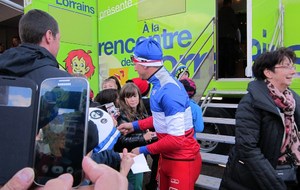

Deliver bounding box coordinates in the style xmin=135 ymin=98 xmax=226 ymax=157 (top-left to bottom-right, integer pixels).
xmin=0 ymin=8 xmax=204 ymax=190
xmin=1 ymin=6 xmax=299 ymax=190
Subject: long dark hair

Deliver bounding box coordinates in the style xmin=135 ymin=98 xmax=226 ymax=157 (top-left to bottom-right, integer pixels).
xmin=119 ymin=83 xmax=148 ymax=121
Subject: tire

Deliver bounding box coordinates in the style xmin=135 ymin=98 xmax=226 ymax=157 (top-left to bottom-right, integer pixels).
xmin=199 ymin=107 xmax=235 ymax=155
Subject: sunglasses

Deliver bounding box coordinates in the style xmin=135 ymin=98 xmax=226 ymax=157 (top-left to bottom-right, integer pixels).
xmin=130 ymin=55 xmax=160 ymax=64
xmin=131 ymin=55 xmax=147 ymax=63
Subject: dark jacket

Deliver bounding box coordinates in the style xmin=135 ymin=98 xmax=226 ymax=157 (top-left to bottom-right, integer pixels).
xmin=220 ymin=80 xmax=300 ymax=190
xmin=0 ymin=43 xmax=71 ymax=86
xmin=91 ymin=150 xmax=121 ymax=171
xmin=114 ymin=113 xmax=150 ymax=152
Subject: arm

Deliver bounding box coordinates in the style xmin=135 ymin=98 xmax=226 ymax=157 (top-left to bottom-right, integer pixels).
xmin=190 ymin=100 xmax=204 ymax=133
xmin=119 ymin=148 xmax=134 ymax=177
xmin=0 ymin=168 xmax=34 ymax=190
xmin=91 ymin=150 xmax=121 ymax=171
xmin=117 ymin=116 xmax=154 ymax=135
xmin=0 ymin=157 xmax=128 ymax=190
xmin=135 ymin=116 xmax=154 ymax=130
xmin=81 ymin=156 xmax=128 ymax=190
xmin=114 ymin=132 xmax=148 ymax=152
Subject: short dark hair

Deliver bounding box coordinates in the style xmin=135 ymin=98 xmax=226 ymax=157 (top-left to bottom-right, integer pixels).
xmin=252 ymin=47 xmax=296 ymax=80
xmin=94 ymin=88 xmax=119 ymax=107
xmin=19 ymin=9 xmax=59 ymax=44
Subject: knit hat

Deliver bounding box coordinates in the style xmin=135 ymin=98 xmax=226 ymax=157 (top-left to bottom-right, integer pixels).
xmin=179 ymin=78 xmax=196 ymax=98
xmin=132 ymin=37 xmax=163 ymax=66
xmin=175 ymin=64 xmax=189 ymax=79
xmin=129 ymin=78 xmax=151 ymax=97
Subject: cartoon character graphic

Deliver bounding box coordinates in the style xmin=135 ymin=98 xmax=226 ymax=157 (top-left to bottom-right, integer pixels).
xmin=64 ymin=49 xmax=95 ymax=79
xmin=109 ymin=68 xmax=127 ymax=85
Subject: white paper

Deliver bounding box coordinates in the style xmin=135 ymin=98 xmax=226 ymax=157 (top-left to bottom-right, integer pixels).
xmin=131 ymin=154 xmax=151 ymax=174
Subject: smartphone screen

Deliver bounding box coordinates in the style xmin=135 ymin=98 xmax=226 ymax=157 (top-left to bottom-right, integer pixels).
xmin=34 ymin=77 xmax=89 ymax=187
xmin=105 ymin=102 xmax=117 ymax=116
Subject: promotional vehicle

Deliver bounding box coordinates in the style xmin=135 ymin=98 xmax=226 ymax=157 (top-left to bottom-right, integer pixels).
xmin=1 ymin=0 xmax=300 ymax=153
xmin=97 ymin=0 xmax=300 ymax=153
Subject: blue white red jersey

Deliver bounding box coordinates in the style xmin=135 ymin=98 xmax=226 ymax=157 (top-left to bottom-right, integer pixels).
xmin=135 ymin=67 xmax=200 ymax=160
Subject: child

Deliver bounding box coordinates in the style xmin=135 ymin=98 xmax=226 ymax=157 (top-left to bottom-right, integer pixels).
xmin=114 ymin=83 xmax=156 ymax=190
xmin=88 ymin=107 xmax=135 ymax=190
xmin=108 ymin=76 xmax=122 ymax=91
xmin=179 ymin=78 xmax=204 ymax=137
xmin=102 ymin=76 xmax=121 ymax=91
xmin=114 ymin=83 xmax=155 ymax=152
xmin=126 ymin=78 xmax=158 ymax=190
xmin=126 ymin=77 xmax=151 ymax=116
xmin=94 ymin=88 xmax=119 ymax=108
xmin=175 ymin=64 xmax=190 ymax=79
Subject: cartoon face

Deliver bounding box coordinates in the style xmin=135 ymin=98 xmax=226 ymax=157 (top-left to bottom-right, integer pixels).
xmin=71 ymin=56 xmax=89 ymax=75
xmin=64 ymin=49 xmax=95 ymax=79
xmin=90 ymin=109 xmax=103 ymax=119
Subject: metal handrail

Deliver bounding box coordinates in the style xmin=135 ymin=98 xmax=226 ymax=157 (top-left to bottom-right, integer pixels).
xmin=269 ymin=4 xmax=284 ymax=51
xmin=189 ymin=33 xmax=214 ymax=78
xmin=201 ymin=88 xmax=216 ymax=115
xmin=170 ymin=17 xmax=215 ymax=75
xmin=0 ymin=0 xmax=23 ymax=12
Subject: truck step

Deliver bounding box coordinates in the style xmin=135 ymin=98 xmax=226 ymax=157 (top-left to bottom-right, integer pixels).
xmin=196 ymin=133 xmax=236 ymax=144
xmin=195 ymin=174 xmax=221 ymax=190
xmin=203 ymin=117 xmax=236 ymax=125
xmin=208 ymin=90 xmax=248 ymax=95
xmin=201 ymin=152 xmax=229 ymax=165
xmin=202 ymin=102 xmax=238 ymax=108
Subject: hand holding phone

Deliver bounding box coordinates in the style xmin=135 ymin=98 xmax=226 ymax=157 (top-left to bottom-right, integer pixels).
xmin=105 ymin=102 xmax=119 ymax=119
xmin=1 ymin=156 xmax=129 ymax=190
xmin=34 ymin=77 xmax=89 ymax=187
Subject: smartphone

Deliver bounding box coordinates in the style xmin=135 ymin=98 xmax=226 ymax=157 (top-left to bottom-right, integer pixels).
xmin=33 ymin=77 xmax=89 ymax=187
xmin=104 ymin=102 xmax=119 ymax=118
xmin=0 ymin=76 xmax=38 ymax=185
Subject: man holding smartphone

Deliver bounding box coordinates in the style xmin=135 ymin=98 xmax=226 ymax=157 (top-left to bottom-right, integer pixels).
xmin=0 ymin=9 xmax=71 ymax=87
xmin=0 ymin=156 xmax=128 ymax=190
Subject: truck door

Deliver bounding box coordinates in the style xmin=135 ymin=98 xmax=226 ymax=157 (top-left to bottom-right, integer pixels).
xmin=216 ymin=0 xmax=247 ymax=79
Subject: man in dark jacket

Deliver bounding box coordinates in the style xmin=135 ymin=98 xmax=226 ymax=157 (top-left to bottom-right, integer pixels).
xmin=0 ymin=9 xmax=71 ymax=86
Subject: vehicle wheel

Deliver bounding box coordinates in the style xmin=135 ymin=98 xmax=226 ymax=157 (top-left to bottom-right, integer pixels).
xmin=198 ymin=107 xmax=234 ymax=155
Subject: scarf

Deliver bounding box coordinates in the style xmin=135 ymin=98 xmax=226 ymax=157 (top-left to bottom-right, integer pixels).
xmin=266 ymin=80 xmax=300 ymax=165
